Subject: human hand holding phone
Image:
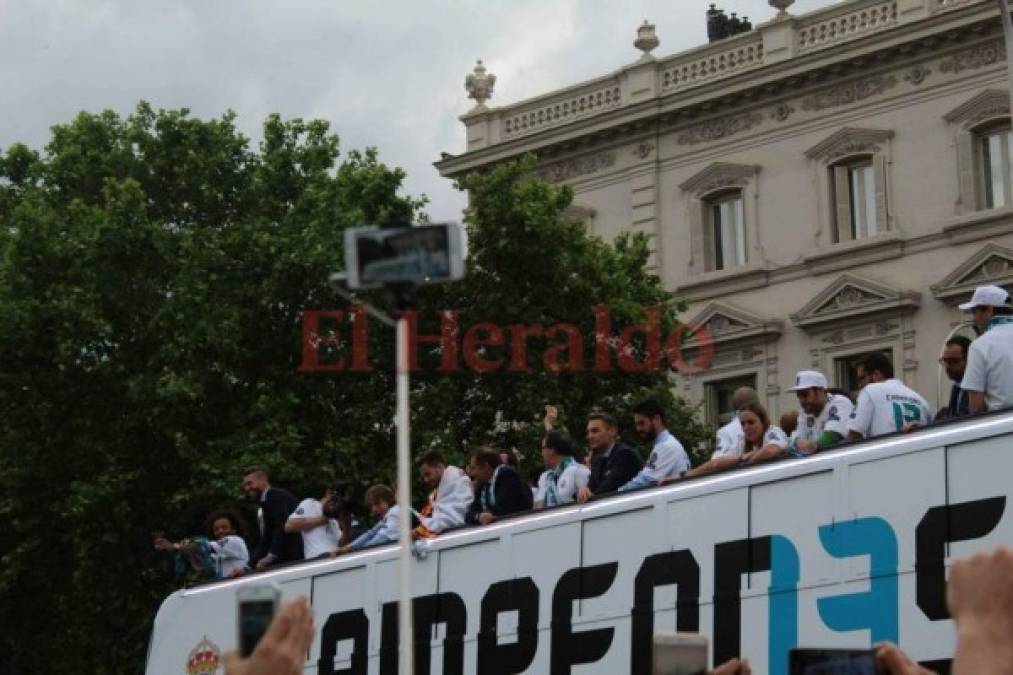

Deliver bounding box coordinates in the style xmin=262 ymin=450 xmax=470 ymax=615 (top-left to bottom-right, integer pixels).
xmin=225 ymin=596 xmax=313 ymax=675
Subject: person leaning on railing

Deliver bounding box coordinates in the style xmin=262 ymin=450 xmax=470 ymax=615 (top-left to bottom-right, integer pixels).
xmin=959 ymin=285 xmax=1013 ymax=415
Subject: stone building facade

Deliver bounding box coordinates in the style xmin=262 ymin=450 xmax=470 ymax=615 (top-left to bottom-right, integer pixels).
xmin=437 ymin=0 xmax=1013 ymax=430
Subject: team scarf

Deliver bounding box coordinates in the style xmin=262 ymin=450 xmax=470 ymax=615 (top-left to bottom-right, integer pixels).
xmin=480 ymin=465 xmax=505 ymax=512
xmin=986 ymin=316 xmax=1013 ymax=331
xmin=543 ymin=456 xmax=576 ymax=508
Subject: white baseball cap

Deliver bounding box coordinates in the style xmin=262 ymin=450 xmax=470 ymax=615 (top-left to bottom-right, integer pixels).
xmin=788 ymin=370 xmax=828 ymax=392
xmin=958 ymin=284 xmax=1010 ymax=311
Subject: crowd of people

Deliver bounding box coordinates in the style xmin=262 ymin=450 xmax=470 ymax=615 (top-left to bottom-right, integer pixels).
xmin=157 ymin=284 xmax=1013 ymax=579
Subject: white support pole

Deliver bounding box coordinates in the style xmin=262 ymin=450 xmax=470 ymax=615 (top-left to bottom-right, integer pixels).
xmin=395 ymin=315 xmax=413 ymax=675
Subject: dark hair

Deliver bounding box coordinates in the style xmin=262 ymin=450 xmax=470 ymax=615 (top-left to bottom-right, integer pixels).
xmin=242 ymin=467 xmax=267 ymax=480
xmin=205 ymin=510 xmax=246 ymax=540
xmin=499 ymin=448 xmax=520 ymax=468
xmin=587 ymin=411 xmax=618 ymax=429
xmin=995 ymin=305 xmax=1013 ymax=316
xmin=861 ymin=352 xmax=894 ymax=380
xmin=365 ymin=484 xmax=394 ymax=505
xmin=632 ymin=399 xmax=665 ymax=423
xmin=418 ymin=450 xmax=446 ymax=468
xmin=541 ymin=430 xmax=576 ymax=457
xmin=737 ymin=401 xmax=771 ymax=451
xmin=945 ymin=335 xmax=972 ymax=358
xmin=470 ymin=448 xmax=502 ymax=469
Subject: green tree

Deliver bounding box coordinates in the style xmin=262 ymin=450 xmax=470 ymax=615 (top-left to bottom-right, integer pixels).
xmin=0 ymin=103 xmax=422 ymax=674
xmin=0 ymin=108 xmax=708 ymax=674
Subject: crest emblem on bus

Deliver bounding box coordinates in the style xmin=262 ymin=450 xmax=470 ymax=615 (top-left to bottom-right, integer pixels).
xmin=185 ymin=636 xmax=220 ymax=675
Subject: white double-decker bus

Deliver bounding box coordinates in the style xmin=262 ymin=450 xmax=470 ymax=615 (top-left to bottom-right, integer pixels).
xmin=146 ymin=411 xmax=1013 ymax=674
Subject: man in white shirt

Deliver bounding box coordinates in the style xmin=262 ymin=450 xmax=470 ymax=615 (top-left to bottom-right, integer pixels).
xmin=788 ymin=370 xmax=854 ymax=457
xmin=413 ymin=451 xmax=473 ymax=538
xmin=284 ymin=485 xmax=341 ymax=559
xmin=619 ymin=399 xmax=690 ymax=491
xmin=846 ymin=352 xmax=934 ymax=440
xmin=711 ymin=386 xmax=758 ymax=459
xmin=534 ymin=431 xmax=590 ymax=508
xmin=959 ymin=285 xmax=1013 ymax=414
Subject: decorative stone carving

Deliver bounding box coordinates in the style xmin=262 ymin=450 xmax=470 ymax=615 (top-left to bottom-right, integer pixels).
xmin=770 ymin=0 xmax=795 ymax=18
xmin=942 ymin=90 xmax=1010 ymax=129
xmin=801 ymin=75 xmax=898 ymax=111
xmin=634 ymin=20 xmax=659 ymax=61
xmin=632 ymin=142 xmax=655 ymax=159
xmin=538 ymin=152 xmax=616 ymax=182
xmin=804 ymin=127 xmax=894 ymax=163
xmin=904 ymin=65 xmax=932 ymax=85
xmin=465 ymin=60 xmax=496 ymax=112
xmin=770 ymin=102 xmax=795 ymax=122
xmin=792 ymin=274 xmax=920 ymax=330
xmin=939 ymin=41 xmax=1005 ymax=75
xmin=932 ymin=244 xmax=1013 ymax=305
xmin=678 ymin=162 xmax=761 ymax=197
xmin=676 ymin=112 xmax=763 ymax=146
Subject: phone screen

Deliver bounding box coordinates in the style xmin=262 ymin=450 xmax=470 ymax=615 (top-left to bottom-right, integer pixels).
xmin=239 ymin=599 xmax=276 ymax=657
xmin=789 ymin=648 xmax=879 ymax=675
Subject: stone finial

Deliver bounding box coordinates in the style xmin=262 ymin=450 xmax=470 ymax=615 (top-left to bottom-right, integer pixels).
xmin=769 ymin=0 xmax=795 ymax=18
xmin=465 ymin=59 xmax=496 ymax=112
xmin=634 ymin=20 xmax=659 ymax=61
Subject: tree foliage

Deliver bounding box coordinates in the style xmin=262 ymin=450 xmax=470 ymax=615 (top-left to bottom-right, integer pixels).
xmin=0 ymin=106 xmax=707 ymax=673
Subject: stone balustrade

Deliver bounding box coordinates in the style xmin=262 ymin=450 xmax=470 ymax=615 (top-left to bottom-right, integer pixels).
xmin=455 ymin=0 xmax=990 ymax=152
xmin=660 ymin=34 xmax=765 ymax=92
xmin=796 ymin=0 xmax=898 ymax=54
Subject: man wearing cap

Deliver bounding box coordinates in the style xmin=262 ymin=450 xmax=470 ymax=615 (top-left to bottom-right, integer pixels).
xmin=787 ymin=370 xmax=854 ymax=457
xmin=959 ymin=284 xmax=1013 ymax=414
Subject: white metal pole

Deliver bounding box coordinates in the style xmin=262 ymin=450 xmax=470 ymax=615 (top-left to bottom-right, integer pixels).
xmin=395 ymin=315 xmax=413 ymax=675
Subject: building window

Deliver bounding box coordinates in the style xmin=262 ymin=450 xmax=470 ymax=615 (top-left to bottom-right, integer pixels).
xmin=979 ymin=125 xmax=1012 ymax=209
xmin=831 ymin=158 xmax=880 ymax=242
xmin=705 ymin=373 xmax=757 ymax=426
xmin=708 ymin=191 xmax=746 ymax=271
xmin=833 ymin=349 xmax=893 ymax=402
xmin=678 ymin=161 xmax=760 ymax=278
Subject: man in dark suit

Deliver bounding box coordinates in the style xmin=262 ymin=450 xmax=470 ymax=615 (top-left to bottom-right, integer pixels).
xmin=939 ymin=336 xmax=972 ymax=419
xmin=242 ymin=468 xmax=304 ymax=571
xmin=466 ymin=448 xmax=532 ymax=526
xmin=576 ymin=411 xmax=643 ymax=503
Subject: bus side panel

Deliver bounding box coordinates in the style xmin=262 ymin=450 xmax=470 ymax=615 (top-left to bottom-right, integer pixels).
xmin=512 ymin=521 xmax=582 ymax=673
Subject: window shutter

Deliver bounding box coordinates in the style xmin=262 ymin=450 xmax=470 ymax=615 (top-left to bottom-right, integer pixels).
xmin=833 ymin=165 xmax=853 ymax=242
xmin=873 ymin=154 xmax=888 ymax=233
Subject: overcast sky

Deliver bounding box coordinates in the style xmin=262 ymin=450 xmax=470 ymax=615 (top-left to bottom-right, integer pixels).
xmin=0 ymin=0 xmax=839 ymax=222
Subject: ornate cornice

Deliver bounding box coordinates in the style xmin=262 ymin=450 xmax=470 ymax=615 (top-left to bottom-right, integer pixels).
xmin=678 ymin=161 xmax=761 ymax=197
xmin=939 ymin=39 xmax=1005 ymax=74
xmin=942 ymin=89 xmax=1010 ymax=128
xmin=791 ymin=274 xmax=920 ymax=330
xmin=804 ymin=127 xmax=894 ymax=162
xmin=681 ymin=301 xmax=783 ymax=351
xmin=538 ymin=151 xmax=616 ymax=182
xmin=800 ymin=74 xmax=898 ymax=112
xmin=675 ymin=112 xmax=764 ymax=146
xmin=931 ymin=243 xmax=1013 ymax=304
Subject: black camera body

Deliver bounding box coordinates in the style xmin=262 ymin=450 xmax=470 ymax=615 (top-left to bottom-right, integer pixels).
xmin=322 ymin=480 xmax=357 ymax=519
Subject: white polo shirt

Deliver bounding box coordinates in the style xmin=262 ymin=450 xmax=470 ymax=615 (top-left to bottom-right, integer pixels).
xmin=962 ymin=321 xmax=1013 ymax=412
xmin=712 ymin=417 xmax=744 ymax=459
xmin=287 ymin=498 xmax=340 ymax=558
xmin=847 ymin=379 xmax=934 ymax=438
